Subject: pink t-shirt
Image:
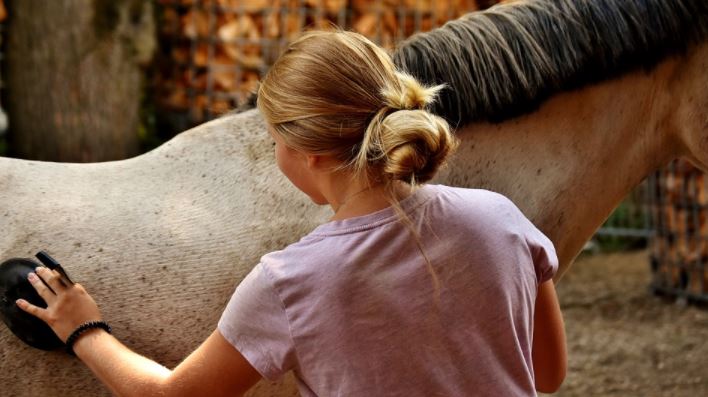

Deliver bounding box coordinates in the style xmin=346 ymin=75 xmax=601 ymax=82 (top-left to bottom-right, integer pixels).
xmin=218 ymin=184 xmax=558 ymax=396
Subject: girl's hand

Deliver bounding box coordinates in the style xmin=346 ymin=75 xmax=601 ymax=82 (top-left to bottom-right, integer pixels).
xmin=15 ymin=266 xmax=102 ymax=342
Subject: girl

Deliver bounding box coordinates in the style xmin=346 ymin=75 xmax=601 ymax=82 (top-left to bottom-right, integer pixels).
xmin=18 ymin=30 xmax=566 ymax=396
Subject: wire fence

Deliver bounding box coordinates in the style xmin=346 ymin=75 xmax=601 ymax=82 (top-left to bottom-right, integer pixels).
xmin=647 ymin=160 xmax=708 ymax=303
xmin=153 ymin=0 xmax=484 ymax=131
xmin=592 ymin=162 xmax=708 ymax=304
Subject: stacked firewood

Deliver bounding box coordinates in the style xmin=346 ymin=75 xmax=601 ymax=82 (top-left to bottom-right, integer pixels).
xmin=154 ymin=0 xmax=482 ymax=122
xmin=650 ymin=159 xmax=708 ymax=297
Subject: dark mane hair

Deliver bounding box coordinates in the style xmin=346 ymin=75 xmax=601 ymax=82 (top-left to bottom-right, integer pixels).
xmin=392 ymin=0 xmax=708 ymax=127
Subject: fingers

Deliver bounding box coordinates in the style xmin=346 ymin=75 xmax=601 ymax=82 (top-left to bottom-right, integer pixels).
xmin=27 ymin=270 xmax=58 ymax=305
xmin=36 ymin=266 xmax=68 ymax=293
xmin=15 ymin=298 xmax=49 ymax=323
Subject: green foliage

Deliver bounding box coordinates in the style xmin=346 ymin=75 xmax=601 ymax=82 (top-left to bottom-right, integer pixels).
xmin=595 ymin=234 xmax=646 ymax=252
xmin=595 ymin=199 xmax=648 ymax=252
xmin=137 ymin=88 xmax=163 ymax=153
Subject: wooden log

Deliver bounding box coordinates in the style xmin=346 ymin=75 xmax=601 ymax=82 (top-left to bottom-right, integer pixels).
xmin=662 ymin=205 xmax=677 ymax=234
xmin=212 ymin=67 xmax=237 ymax=91
xmin=305 ymin=0 xmax=347 ymax=14
xmin=353 ymin=13 xmax=378 ymax=37
xmin=683 ymin=234 xmax=700 ymax=263
xmin=171 ymin=46 xmax=190 ymax=64
xmin=677 ymin=208 xmax=689 ymax=261
xmin=667 ymin=234 xmax=678 ymax=264
xmin=218 ymin=15 xmax=259 ymax=46
xmin=191 ymin=94 xmax=208 ymax=120
xmin=242 ymin=71 xmax=260 ymax=95
xmin=663 ymin=170 xmax=681 ymax=202
xmin=218 ymin=15 xmax=264 ymax=69
xmin=693 ymin=238 xmax=705 ymax=264
xmin=213 ymin=0 xmax=271 ymax=13
xmin=186 ymin=69 xmax=207 ymax=90
xmin=688 ymin=266 xmax=703 ymax=295
xmin=163 ymin=86 xmax=189 ymax=110
xmin=383 ymin=9 xmax=398 ymax=36
xmin=182 ymin=9 xmax=210 ymax=39
xmin=700 ymin=206 xmax=708 ymax=239
xmin=402 ymin=0 xmax=458 ymax=15
xmin=684 ymin=175 xmax=697 ymax=209
xmin=651 ymin=244 xmax=670 ymax=285
xmin=696 ymin=173 xmax=707 ymax=206
xmin=263 ymin=0 xmax=282 ymax=38
xmin=284 ymin=12 xmax=304 ymax=40
xmin=194 ymin=43 xmax=210 ymax=67
xmin=352 ymin=0 xmax=383 ymax=14
xmin=651 ymin=228 xmax=664 ymax=265
xmin=211 ymin=52 xmax=240 ymax=91
xmin=0 ymin=0 xmax=6 ymax=22
xmin=669 ymin=262 xmax=681 ymax=289
xmin=161 ymin=7 xmax=181 ymax=35
xmin=220 ymin=47 xmax=264 ymax=69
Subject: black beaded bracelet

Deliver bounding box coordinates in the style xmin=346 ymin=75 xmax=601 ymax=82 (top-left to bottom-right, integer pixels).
xmin=65 ymin=320 xmax=112 ymax=356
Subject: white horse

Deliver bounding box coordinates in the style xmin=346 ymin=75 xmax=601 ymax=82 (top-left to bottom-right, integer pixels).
xmin=1 ymin=0 xmax=706 ymax=395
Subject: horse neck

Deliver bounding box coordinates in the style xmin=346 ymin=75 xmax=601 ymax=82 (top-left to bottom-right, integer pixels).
xmin=438 ymin=57 xmax=682 ymax=278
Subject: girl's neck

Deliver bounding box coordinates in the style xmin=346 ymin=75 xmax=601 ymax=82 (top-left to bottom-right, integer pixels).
xmin=329 ymin=181 xmax=412 ymax=221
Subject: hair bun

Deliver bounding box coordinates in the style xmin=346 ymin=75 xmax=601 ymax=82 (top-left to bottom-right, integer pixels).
xmin=377 ymin=110 xmax=458 ymax=184
xmin=382 ymin=72 xmax=444 ymax=110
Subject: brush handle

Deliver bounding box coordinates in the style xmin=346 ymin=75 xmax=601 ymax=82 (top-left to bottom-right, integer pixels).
xmin=35 ymin=251 xmax=75 ymax=286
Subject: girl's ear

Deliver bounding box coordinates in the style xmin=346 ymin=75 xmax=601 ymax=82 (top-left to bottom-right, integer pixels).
xmin=305 ymin=154 xmax=320 ymax=169
xmin=306 ymin=154 xmax=328 ymax=170
xmin=306 ymin=153 xmax=340 ymax=173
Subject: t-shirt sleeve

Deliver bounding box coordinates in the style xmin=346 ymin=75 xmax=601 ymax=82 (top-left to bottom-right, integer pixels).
xmin=524 ymin=221 xmax=559 ymax=284
xmin=217 ymin=263 xmax=296 ymax=381
xmin=495 ymin=192 xmax=559 ymax=284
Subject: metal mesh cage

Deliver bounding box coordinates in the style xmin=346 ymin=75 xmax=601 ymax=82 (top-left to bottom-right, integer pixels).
xmin=648 ymin=160 xmax=708 ymax=303
xmin=153 ymin=0 xmax=483 ymax=130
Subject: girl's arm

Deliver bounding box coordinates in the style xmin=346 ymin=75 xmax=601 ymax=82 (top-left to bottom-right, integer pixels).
xmin=532 ymin=279 xmax=567 ymax=393
xmin=73 ymin=327 xmax=261 ymax=397
xmin=17 ymin=266 xmax=262 ymax=397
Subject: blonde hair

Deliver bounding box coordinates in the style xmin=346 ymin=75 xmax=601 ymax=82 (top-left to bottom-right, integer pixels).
xmin=257 ymin=29 xmax=459 ymax=301
xmin=257 ymin=29 xmax=458 ymax=187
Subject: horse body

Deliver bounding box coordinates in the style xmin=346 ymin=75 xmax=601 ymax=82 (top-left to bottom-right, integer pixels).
xmin=1 ymin=113 xmax=324 ymax=395
xmin=1 ymin=0 xmax=706 ymax=394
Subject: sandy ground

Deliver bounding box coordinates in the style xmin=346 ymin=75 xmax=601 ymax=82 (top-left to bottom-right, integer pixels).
xmin=546 ymin=250 xmax=708 ymax=397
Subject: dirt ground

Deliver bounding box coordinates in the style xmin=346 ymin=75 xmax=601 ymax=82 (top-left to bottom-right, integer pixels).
xmin=545 ymin=250 xmax=708 ymax=397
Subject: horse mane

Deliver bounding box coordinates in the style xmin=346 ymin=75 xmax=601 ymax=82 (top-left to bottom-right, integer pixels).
xmin=393 ymin=0 xmax=708 ymax=127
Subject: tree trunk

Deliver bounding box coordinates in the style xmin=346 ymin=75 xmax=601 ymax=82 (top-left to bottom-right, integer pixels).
xmin=4 ymin=0 xmax=155 ymax=162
